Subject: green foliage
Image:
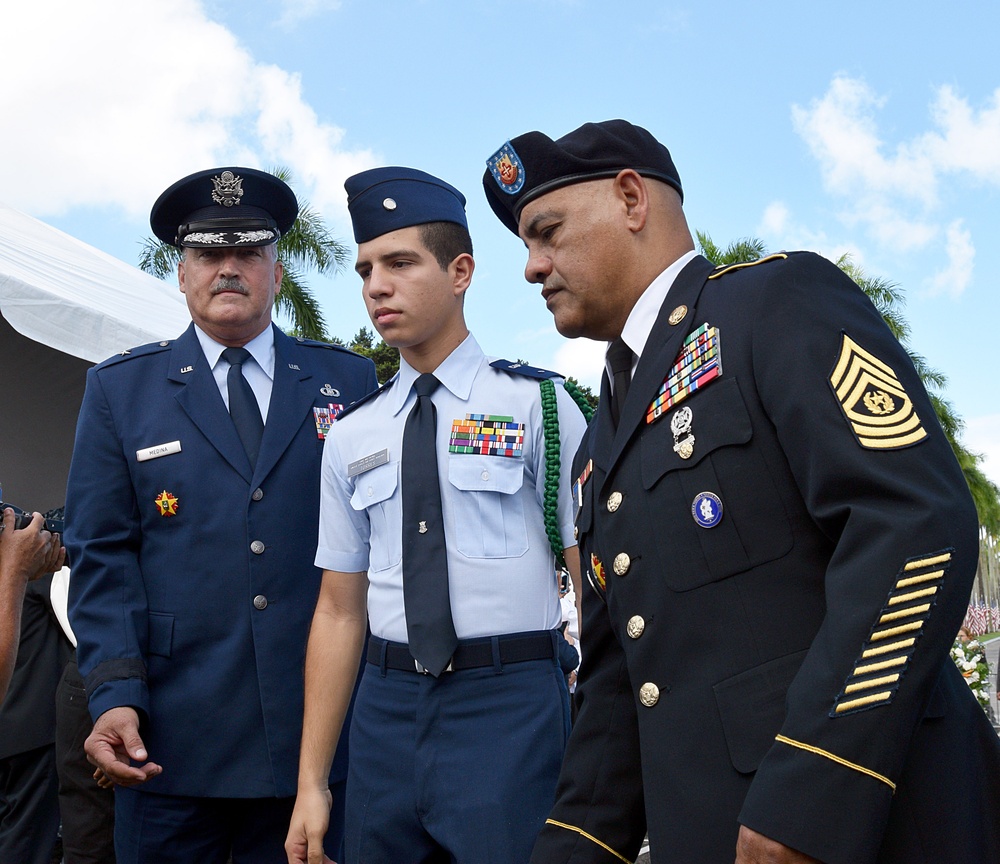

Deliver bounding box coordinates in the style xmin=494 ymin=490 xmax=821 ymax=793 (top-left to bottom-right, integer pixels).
xmin=696 ymin=232 xmax=1000 ymax=537
xmin=346 ymin=327 xmax=400 ymax=384
xmin=137 ymin=166 xmax=349 ymax=342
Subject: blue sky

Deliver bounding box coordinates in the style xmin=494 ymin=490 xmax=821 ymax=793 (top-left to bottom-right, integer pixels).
xmin=3 ymin=0 xmax=998 ymax=482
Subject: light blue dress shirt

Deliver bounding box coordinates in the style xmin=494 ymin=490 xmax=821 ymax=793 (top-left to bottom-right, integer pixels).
xmin=194 ymin=323 xmax=275 ymax=422
xmin=316 ymin=333 xmax=587 ymax=642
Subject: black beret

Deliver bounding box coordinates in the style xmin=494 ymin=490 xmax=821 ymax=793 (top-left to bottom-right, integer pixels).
xmin=483 ymin=119 xmax=683 ymax=235
xmin=346 ymin=166 xmax=468 ymax=244
xmin=150 ymin=167 xmax=298 ymax=248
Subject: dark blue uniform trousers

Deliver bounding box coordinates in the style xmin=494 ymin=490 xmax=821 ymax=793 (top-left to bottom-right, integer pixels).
xmin=113 ymin=781 xmax=346 ymax=864
xmin=345 ymin=641 xmax=570 ymax=864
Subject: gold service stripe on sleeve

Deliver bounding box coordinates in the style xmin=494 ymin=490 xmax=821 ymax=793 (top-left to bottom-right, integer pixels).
xmin=879 ymin=603 xmax=931 ymax=624
xmin=861 ymin=638 xmax=915 ymax=658
xmin=544 ymin=820 xmax=633 ymax=864
xmin=844 ymin=673 xmax=900 ymax=693
xmin=904 ymin=553 xmax=951 ymax=571
xmin=854 ymin=655 xmax=908 ymax=676
xmin=886 ymin=587 xmax=938 ymax=606
xmin=868 ymin=621 xmax=924 ymax=641
xmin=774 ymin=735 xmax=895 ymax=791
xmin=895 ymin=570 xmax=945 ymax=588
xmin=834 ymin=691 xmax=893 ymax=712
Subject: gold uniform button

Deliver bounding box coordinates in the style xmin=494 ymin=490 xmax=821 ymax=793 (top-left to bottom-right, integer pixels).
xmin=627 ymin=615 xmax=645 ymax=639
xmin=613 ymin=553 xmax=631 ymax=576
xmin=668 ymin=305 xmax=688 ymax=326
xmin=606 ymin=491 xmax=623 ymax=513
xmin=639 ymin=682 xmax=660 ymax=707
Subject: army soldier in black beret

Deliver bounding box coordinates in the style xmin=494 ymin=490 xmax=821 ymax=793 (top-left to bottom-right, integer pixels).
xmin=483 ymin=121 xmax=1000 ymax=864
xmin=65 ymin=167 xmax=377 ymax=864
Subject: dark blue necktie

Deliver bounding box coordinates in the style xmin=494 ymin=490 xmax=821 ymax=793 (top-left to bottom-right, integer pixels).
xmin=607 ymin=338 xmax=634 ymax=427
xmin=222 ymin=347 xmax=264 ymax=467
xmin=401 ymin=373 xmax=457 ymax=676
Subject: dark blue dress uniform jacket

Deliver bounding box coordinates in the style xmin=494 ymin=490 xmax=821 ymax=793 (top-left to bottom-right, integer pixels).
xmin=64 ymin=323 xmax=377 ymax=798
xmin=531 ymin=253 xmax=1000 ymax=864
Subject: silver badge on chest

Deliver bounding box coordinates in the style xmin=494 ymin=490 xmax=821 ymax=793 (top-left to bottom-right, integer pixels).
xmin=670 ymin=406 xmax=695 ymax=460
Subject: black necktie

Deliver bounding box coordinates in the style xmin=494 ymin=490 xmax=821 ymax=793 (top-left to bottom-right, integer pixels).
xmin=401 ymin=373 xmax=457 ymax=676
xmin=222 ymin=347 xmax=264 ymax=467
xmin=607 ymin=338 xmax=634 ymax=426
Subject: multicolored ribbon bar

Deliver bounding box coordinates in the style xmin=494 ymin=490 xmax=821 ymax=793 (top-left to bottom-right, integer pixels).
xmin=573 ymin=458 xmax=593 ymax=508
xmin=647 ymin=323 xmax=721 ymax=424
xmin=449 ymin=414 xmax=525 ymax=457
xmin=313 ymin=403 xmax=345 ymax=439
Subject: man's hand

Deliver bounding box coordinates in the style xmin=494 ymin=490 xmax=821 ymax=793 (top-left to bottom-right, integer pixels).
xmin=285 ymin=786 xmax=335 ymax=864
xmin=0 ymin=508 xmax=65 ymax=582
xmin=735 ymin=826 xmax=822 ymax=864
xmin=85 ymin=706 xmax=162 ymax=787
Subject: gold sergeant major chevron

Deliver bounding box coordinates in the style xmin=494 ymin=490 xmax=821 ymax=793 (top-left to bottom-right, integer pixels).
xmin=828 ymin=333 xmax=927 ymax=450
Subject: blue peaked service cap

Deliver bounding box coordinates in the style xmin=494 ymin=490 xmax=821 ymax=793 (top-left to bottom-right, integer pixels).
xmin=150 ymin=167 xmax=298 ymax=248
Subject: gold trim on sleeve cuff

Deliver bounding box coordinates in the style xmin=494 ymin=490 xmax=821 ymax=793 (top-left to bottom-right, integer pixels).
xmin=774 ymin=734 xmax=895 ymax=791
xmin=544 ymin=819 xmax=633 ymax=864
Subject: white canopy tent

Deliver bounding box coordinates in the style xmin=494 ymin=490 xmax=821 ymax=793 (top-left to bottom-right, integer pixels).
xmin=0 ymin=202 xmax=190 ymax=511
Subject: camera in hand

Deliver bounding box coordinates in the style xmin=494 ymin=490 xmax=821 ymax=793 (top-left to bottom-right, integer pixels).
xmin=0 ymin=502 xmax=65 ymax=534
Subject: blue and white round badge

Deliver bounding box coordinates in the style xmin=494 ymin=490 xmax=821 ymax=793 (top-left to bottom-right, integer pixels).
xmin=691 ymin=491 xmax=723 ymax=528
xmin=487 ymin=141 xmax=526 ymax=195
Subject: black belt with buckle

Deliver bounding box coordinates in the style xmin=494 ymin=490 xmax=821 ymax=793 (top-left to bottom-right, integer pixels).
xmin=367 ymin=630 xmax=555 ymax=674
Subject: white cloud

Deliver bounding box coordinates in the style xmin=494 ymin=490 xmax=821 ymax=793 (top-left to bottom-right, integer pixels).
xmin=792 ymin=76 xmax=994 ymax=286
xmin=964 ymin=414 xmax=1000 ymax=488
xmin=759 ymin=201 xmax=790 ymax=237
xmin=922 ymin=85 xmax=1000 ymax=182
xmin=554 ymin=337 xmax=606 ymax=391
xmin=756 ymin=200 xmax=862 ymax=266
xmin=925 ymin=219 xmax=975 ymax=298
xmin=0 ymin=0 xmax=373 ymax=225
xmin=792 ymin=76 xmax=938 ymax=207
xmin=277 ymin=0 xmax=341 ymax=30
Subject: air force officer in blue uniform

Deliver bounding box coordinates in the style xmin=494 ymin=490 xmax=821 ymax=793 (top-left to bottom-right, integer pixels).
xmin=64 ymin=168 xmax=377 ymax=864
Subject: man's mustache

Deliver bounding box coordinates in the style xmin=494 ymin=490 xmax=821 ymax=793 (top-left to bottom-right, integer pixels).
xmin=212 ymin=278 xmax=248 ymax=295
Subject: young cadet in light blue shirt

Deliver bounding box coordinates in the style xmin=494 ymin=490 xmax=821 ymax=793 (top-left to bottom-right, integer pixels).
xmin=287 ymin=168 xmax=588 ymax=864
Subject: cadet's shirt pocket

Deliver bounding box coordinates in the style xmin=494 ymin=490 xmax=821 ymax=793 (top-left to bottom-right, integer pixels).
xmin=447 ymin=456 xmax=528 ymax=558
xmin=351 ymin=461 xmax=402 ymax=572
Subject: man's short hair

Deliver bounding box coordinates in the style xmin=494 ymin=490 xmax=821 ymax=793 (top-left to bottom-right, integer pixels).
xmin=419 ymin=221 xmax=473 ymax=271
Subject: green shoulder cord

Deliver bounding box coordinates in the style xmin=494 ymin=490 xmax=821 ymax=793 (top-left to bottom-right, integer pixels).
xmin=540 ymin=378 xmax=595 ymax=568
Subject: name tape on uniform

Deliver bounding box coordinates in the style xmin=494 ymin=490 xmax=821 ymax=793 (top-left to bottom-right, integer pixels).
xmin=348 ymin=449 xmax=389 ymax=477
xmin=136 ymin=440 xmax=182 ymax=462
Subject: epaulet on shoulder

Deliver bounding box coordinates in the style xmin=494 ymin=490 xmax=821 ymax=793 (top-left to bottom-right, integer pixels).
xmin=95 ymin=339 xmax=173 ymax=369
xmin=294 ymin=337 xmax=363 ymax=357
xmin=336 ymin=375 xmax=396 ymax=421
xmin=490 ymin=359 xmax=561 ymax=381
xmin=707 ymin=252 xmax=788 ymax=280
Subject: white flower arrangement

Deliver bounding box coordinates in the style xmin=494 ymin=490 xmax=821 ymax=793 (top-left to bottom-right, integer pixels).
xmin=951 ymin=638 xmax=992 ymax=710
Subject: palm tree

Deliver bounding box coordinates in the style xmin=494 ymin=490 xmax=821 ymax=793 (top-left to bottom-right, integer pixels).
xmin=138 ymin=166 xmax=349 ymax=341
xmin=695 ymin=231 xmax=1000 ymax=537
